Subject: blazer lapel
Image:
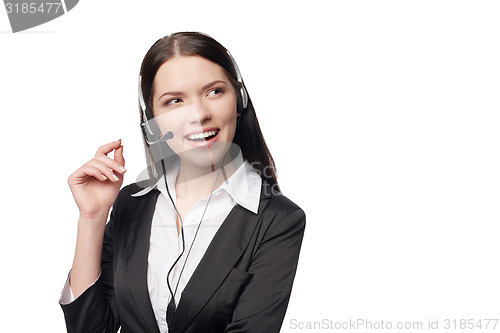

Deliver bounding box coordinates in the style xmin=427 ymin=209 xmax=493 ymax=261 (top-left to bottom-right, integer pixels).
xmin=172 ymin=187 xmax=271 ymax=333
xmin=124 ymin=190 xmax=161 ymax=333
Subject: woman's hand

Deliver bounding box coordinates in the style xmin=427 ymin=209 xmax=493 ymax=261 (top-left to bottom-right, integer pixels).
xmin=68 ymin=140 xmax=126 ymax=221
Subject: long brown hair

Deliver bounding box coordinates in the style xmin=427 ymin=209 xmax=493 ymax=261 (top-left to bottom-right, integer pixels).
xmin=139 ymin=32 xmax=279 ymax=192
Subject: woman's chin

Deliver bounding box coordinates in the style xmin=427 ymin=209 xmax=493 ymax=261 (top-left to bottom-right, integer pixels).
xmin=176 ymin=141 xmax=234 ymax=169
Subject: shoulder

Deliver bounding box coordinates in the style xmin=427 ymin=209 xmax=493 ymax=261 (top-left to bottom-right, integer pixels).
xmin=259 ymin=185 xmax=306 ymax=236
xmin=111 ymin=180 xmax=159 ymax=212
xmin=261 ymin=182 xmax=305 ymax=216
xmin=113 ymin=182 xmax=140 ymax=204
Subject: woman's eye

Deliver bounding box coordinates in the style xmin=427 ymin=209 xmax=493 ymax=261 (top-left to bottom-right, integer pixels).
xmin=208 ymin=88 xmax=223 ymax=96
xmin=165 ymin=98 xmax=182 ymax=106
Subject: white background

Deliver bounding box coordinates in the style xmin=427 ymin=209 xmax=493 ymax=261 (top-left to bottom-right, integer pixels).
xmin=1 ymin=1 xmax=499 ymax=332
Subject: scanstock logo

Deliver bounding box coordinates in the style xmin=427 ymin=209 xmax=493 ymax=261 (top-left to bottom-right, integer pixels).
xmin=3 ymin=0 xmax=79 ymax=33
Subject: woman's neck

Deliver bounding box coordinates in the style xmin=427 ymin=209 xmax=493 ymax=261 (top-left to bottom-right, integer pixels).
xmin=175 ymin=159 xmax=237 ymax=200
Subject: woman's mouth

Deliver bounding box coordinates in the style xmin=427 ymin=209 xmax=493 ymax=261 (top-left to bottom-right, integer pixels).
xmin=185 ymin=128 xmax=221 ymax=147
xmin=186 ymin=129 xmax=219 ymax=142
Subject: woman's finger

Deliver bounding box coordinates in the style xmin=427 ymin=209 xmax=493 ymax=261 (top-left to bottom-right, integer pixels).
xmin=114 ymin=145 xmax=125 ymax=168
xmin=69 ymin=165 xmax=108 ymax=184
xmin=95 ymin=139 xmax=122 ymax=157
xmin=86 ymin=159 xmax=121 ymax=182
xmin=81 ymin=165 xmax=109 ymax=181
xmin=95 ymin=152 xmax=126 ymax=175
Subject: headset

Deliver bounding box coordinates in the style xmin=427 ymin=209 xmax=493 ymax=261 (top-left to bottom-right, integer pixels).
xmin=139 ymin=50 xmax=248 ymax=145
xmin=137 ymin=49 xmax=248 ymax=330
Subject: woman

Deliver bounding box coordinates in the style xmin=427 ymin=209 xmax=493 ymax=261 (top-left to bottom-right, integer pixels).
xmin=60 ymin=32 xmax=306 ymax=333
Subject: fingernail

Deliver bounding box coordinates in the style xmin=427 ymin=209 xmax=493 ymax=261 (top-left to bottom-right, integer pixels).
xmin=102 ymin=175 xmax=107 ymax=180
xmin=112 ymin=174 xmax=119 ymax=181
xmin=119 ymin=166 xmax=127 ymax=172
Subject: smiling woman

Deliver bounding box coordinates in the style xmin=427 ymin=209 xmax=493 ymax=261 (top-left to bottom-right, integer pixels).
xmin=59 ymin=32 xmax=306 ymax=333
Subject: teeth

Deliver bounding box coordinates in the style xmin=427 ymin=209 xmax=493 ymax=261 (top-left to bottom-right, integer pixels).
xmin=188 ymin=130 xmax=218 ymax=140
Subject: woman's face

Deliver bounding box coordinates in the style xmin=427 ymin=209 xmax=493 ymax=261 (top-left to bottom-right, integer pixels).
xmin=151 ymin=55 xmax=238 ymax=168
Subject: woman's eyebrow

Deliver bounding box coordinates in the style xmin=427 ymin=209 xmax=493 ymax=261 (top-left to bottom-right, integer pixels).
xmin=158 ymin=90 xmax=184 ymax=101
xmin=201 ymin=80 xmax=227 ymax=91
xmin=157 ymin=80 xmax=227 ymax=102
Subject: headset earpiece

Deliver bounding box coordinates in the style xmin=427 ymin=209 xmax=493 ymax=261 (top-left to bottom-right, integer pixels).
xmin=226 ymin=50 xmax=248 ymax=111
xmin=145 ymin=106 xmax=154 ymax=122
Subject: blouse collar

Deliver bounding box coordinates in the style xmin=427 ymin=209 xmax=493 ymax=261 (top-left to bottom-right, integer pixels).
xmin=131 ymin=152 xmax=262 ymax=214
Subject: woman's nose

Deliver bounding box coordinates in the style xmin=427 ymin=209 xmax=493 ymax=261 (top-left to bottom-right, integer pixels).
xmin=189 ymin=100 xmax=211 ymax=124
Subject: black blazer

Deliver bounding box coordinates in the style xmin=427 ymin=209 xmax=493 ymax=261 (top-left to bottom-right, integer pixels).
xmin=60 ymin=181 xmax=306 ymax=333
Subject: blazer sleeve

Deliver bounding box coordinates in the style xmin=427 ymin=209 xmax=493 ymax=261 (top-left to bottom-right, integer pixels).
xmin=224 ymin=206 xmax=306 ymax=333
xmin=59 ymin=196 xmax=122 ymax=333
